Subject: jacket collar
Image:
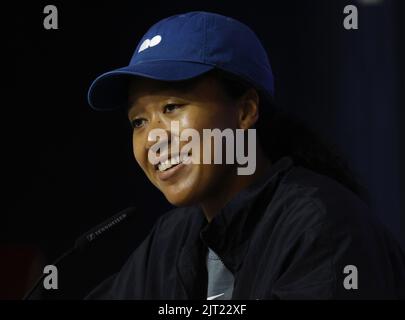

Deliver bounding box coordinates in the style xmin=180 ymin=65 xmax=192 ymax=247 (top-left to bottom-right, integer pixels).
xmin=176 ymin=156 xmax=294 ymax=298
xmin=199 ymin=156 xmax=294 ymax=272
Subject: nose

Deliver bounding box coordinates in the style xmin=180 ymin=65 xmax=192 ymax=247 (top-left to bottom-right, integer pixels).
xmin=144 ymin=115 xmax=172 ymax=152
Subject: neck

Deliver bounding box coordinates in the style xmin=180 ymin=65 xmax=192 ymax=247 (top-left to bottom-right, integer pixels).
xmin=200 ymin=148 xmax=272 ymax=222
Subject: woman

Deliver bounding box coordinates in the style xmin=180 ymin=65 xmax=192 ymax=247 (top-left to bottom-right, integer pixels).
xmin=86 ymin=11 xmax=405 ymax=299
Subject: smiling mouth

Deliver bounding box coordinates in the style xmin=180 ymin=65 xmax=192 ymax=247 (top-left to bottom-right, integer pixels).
xmin=155 ymin=152 xmax=191 ymax=172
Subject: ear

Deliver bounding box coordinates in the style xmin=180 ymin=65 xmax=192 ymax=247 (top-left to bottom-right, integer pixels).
xmin=237 ymin=88 xmax=260 ymax=130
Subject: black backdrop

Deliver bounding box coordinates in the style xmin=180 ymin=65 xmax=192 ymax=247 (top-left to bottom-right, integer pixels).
xmin=3 ymin=0 xmax=404 ymax=298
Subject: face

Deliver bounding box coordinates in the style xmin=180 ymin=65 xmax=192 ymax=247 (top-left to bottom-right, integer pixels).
xmin=127 ymin=74 xmax=242 ymax=207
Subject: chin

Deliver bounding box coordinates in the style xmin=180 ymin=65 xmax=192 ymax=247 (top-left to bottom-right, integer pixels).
xmin=163 ymin=191 xmax=199 ymax=208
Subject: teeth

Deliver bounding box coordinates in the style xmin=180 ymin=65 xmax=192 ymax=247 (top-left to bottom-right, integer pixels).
xmin=157 ymin=155 xmax=183 ymax=172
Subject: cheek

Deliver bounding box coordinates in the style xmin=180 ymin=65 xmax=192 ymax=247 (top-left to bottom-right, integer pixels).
xmin=132 ymin=135 xmax=146 ymax=169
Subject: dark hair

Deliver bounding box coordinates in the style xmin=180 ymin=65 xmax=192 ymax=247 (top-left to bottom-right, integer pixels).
xmin=210 ymin=69 xmax=368 ymax=200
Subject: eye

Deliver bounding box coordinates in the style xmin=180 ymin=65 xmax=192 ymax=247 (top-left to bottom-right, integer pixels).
xmin=130 ymin=118 xmax=146 ymax=129
xmin=163 ymin=103 xmax=182 ymax=113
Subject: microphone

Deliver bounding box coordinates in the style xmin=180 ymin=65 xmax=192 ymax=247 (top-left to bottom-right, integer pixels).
xmin=74 ymin=206 xmax=137 ymax=250
xmin=23 ymin=206 xmax=137 ymax=300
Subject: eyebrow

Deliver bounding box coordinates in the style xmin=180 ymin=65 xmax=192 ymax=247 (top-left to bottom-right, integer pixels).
xmin=127 ymin=103 xmax=141 ymax=120
xmin=127 ymin=76 xmax=203 ymax=110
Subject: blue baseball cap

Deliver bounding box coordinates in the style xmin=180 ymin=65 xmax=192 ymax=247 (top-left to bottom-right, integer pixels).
xmin=87 ymin=11 xmax=274 ymax=111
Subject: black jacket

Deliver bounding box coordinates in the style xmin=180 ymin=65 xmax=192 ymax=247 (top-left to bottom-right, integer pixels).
xmin=86 ymin=157 xmax=405 ymax=299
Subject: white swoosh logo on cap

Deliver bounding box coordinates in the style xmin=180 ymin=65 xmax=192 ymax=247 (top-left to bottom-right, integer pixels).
xmin=207 ymin=293 xmax=225 ymax=300
xmin=138 ymin=35 xmax=162 ymax=53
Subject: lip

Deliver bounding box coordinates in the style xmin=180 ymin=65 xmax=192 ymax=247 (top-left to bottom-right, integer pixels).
xmin=156 ymin=161 xmax=188 ymax=181
xmin=155 ymin=152 xmax=189 ymax=168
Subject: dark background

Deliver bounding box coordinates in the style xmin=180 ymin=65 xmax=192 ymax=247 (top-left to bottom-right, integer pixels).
xmin=2 ymin=0 xmax=404 ymax=298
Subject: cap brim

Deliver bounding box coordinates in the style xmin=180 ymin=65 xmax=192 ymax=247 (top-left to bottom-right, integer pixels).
xmin=87 ymin=60 xmax=215 ymax=111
